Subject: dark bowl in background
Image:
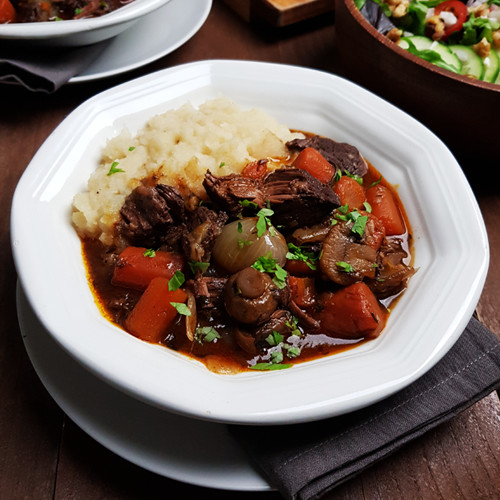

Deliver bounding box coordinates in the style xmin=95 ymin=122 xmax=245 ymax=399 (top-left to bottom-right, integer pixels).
xmin=334 ymin=0 xmax=500 ymax=162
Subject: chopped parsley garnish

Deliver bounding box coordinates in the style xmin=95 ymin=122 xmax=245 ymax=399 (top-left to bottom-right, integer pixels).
xmin=74 ymin=7 xmax=82 ymax=14
xmin=237 ymin=238 xmax=253 ymax=249
xmin=143 ymin=248 xmax=156 ymax=258
xmin=286 ymin=243 xmax=318 ymax=270
xmin=194 ymin=326 xmax=221 ymax=344
xmin=270 ymin=349 xmax=284 ymax=364
xmin=265 ymin=330 xmax=285 ymax=346
xmin=189 ymin=260 xmax=210 ymax=274
xmin=350 ymin=214 xmax=368 ymax=238
xmin=252 ymin=253 xmax=287 ymax=289
xmin=170 ymin=302 xmax=191 ymax=316
xmin=106 ymin=161 xmax=124 ymax=176
xmin=219 ymin=161 xmax=226 ymax=168
xmin=336 ymin=261 xmax=354 ymax=273
xmin=369 ymin=176 xmax=382 ymax=188
xmin=286 ymin=317 xmax=302 ymax=337
xmin=256 ymin=207 xmax=274 ymax=237
xmin=128 ymin=146 xmax=135 ymax=151
xmin=343 ymin=171 xmax=363 ymax=185
xmin=249 ymin=362 xmax=292 ymax=371
xmin=237 ymin=222 xmax=243 ymax=233
xmin=337 ymin=204 xmax=350 ymax=214
xmin=333 ymin=169 xmax=342 ymax=182
xmin=239 ymin=199 xmax=259 ymax=210
xmin=168 ymin=270 xmax=185 ymax=291
xmin=334 ymin=207 xmax=369 ymax=237
xmin=283 ymin=344 xmax=301 ymax=358
xmin=363 ymin=201 xmax=372 ymax=213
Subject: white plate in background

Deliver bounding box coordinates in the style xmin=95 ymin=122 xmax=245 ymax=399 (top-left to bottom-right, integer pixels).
xmin=72 ymin=0 xmax=212 ymax=82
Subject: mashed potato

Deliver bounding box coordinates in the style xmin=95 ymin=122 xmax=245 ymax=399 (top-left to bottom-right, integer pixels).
xmin=72 ymin=97 xmax=302 ymax=246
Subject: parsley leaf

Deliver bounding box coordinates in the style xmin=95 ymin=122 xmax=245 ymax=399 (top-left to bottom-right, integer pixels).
xmin=265 ymin=330 xmax=285 ymax=346
xmin=194 ymin=326 xmax=221 ymax=344
xmin=168 ymin=270 xmax=185 ymax=291
xmin=283 ymin=344 xmax=301 ymax=358
xmin=344 ymin=171 xmax=363 ymax=185
xmin=237 ymin=238 xmax=254 ymax=249
xmin=351 ymin=214 xmax=368 ymax=237
xmin=249 ymin=362 xmax=292 ymax=371
xmin=239 ymin=199 xmax=259 ymax=210
xmin=143 ymin=249 xmax=156 ymax=258
xmin=336 ymin=261 xmax=354 ymax=273
xmin=256 ymin=207 xmax=274 ymax=237
xmin=106 ymin=161 xmax=124 ymax=176
xmin=286 ymin=243 xmax=318 ymax=270
xmin=170 ymin=302 xmax=191 ymax=316
xmin=189 ymin=260 xmax=210 ymax=275
xmin=252 ymin=253 xmax=288 ymax=289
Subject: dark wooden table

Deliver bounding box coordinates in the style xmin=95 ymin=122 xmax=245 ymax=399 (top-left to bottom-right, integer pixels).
xmin=1 ymin=2 xmax=499 ymax=498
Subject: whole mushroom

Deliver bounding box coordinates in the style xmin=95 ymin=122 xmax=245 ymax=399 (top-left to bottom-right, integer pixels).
xmin=223 ymin=267 xmax=279 ymax=325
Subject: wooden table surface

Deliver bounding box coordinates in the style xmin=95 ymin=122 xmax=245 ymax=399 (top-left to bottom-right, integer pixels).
xmin=1 ymin=2 xmax=499 ymax=498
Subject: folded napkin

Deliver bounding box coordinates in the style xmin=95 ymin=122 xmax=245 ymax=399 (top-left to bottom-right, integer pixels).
xmin=229 ymin=317 xmax=500 ymax=499
xmin=0 ymin=41 xmax=109 ymax=93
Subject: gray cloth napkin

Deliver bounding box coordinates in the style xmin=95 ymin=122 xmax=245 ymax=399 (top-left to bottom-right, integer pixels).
xmin=229 ymin=317 xmax=500 ymax=500
xmin=0 ymin=41 xmax=109 ymax=92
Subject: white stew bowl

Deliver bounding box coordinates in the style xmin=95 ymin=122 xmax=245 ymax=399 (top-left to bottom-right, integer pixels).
xmin=0 ymin=0 xmax=171 ymax=47
xmin=11 ymin=60 xmax=489 ymax=425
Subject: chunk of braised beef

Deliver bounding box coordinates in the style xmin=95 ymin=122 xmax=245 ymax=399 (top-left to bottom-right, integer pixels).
xmin=203 ymin=170 xmax=266 ymax=216
xmin=263 ymin=168 xmax=340 ymax=229
xmin=182 ymin=205 xmax=228 ymax=264
xmin=187 ymin=276 xmax=227 ymax=310
xmin=116 ymin=183 xmax=185 ymax=249
xmin=287 ymin=135 xmax=368 ymax=177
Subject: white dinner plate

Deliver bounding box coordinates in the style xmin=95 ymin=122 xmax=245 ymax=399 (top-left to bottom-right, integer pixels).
xmin=11 ymin=60 xmax=489 ymax=426
xmin=71 ymin=0 xmax=212 ymax=82
xmin=16 ymin=283 xmax=270 ymax=491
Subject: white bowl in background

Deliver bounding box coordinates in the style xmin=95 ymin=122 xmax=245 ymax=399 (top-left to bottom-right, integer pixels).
xmin=11 ymin=60 xmax=489 ymax=425
xmin=0 ymin=0 xmax=172 ymax=47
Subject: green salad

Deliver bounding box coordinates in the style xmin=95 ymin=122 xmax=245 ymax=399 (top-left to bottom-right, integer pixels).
xmin=356 ymin=0 xmax=500 ymax=84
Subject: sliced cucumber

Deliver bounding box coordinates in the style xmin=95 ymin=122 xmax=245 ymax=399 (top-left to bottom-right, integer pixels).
xmin=448 ymin=44 xmax=485 ymax=81
xmin=398 ymin=36 xmax=462 ymax=73
xmin=493 ymin=49 xmax=500 ymax=85
xmin=483 ymin=49 xmax=499 ymax=83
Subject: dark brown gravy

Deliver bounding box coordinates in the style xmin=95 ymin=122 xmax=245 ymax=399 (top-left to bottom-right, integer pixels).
xmin=81 ymin=160 xmax=413 ymax=374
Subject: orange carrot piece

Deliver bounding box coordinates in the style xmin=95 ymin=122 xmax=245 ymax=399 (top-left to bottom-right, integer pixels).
xmin=292 ymin=147 xmax=334 ymax=184
xmin=316 ymin=282 xmax=386 ymax=339
xmin=125 ymin=277 xmax=187 ymax=343
xmin=285 ymin=259 xmax=317 ymax=276
xmin=112 ymin=247 xmax=184 ymax=291
xmin=366 ymin=184 xmax=405 ymax=236
xmin=0 ymin=0 xmax=15 ymax=23
xmin=289 ymin=276 xmax=316 ymax=308
xmin=333 ymin=176 xmax=366 ymax=210
xmin=242 ymin=159 xmax=268 ymax=180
